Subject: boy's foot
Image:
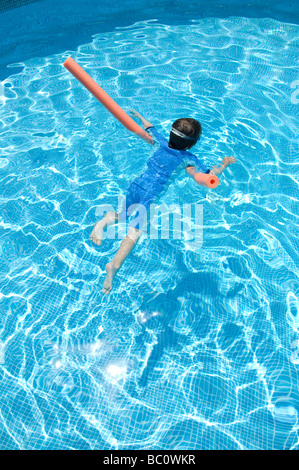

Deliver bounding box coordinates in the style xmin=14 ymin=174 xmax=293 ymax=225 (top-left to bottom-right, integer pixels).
xmin=102 ymin=262 xmax=118 ymax=294
xmin=90 ymin=221 xmax=104 ymax=246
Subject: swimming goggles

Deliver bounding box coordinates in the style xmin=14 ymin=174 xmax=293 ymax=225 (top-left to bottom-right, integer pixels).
xmin=170 ymin=127 xmax=199 ymax=141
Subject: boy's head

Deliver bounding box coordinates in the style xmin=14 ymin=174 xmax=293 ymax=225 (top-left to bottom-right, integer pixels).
xmin=169 ymin=118 xmax=202 ymax=151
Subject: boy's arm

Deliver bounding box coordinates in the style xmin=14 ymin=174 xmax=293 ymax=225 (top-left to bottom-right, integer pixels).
xmin=208 ymin=157 xmax=236 ymax=176
xmin=130 ymin=110 xmax=153 ymax=130
xmin=186 ymin=156 xmax=236 ymax=181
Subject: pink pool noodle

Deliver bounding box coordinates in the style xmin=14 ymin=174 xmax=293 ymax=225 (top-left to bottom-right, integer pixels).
xmin=63 ymin=57 xmax=154 ymax=144
xmin=186 ymin=166 xmax=219 ymax=188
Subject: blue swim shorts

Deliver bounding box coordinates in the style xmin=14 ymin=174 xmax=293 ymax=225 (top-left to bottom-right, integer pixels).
xmin=119 ymin=182 xmax=156 ymax=231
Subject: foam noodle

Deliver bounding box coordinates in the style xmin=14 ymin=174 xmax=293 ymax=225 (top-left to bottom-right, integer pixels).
xmin=63 ymin=57 xmax=154 ymax=144
xmin=186 ymin=166 xmax=219 ymax=188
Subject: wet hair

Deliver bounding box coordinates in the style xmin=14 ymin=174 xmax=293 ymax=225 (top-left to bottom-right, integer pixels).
xmin=168 ymin=118 xmax=202 ymax=151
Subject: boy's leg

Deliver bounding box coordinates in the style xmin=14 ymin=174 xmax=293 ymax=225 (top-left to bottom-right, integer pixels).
xmin=90 ymin=211 xmax=118 ymax=246
xmin=102 ymin=227 xmax=142 ymax=294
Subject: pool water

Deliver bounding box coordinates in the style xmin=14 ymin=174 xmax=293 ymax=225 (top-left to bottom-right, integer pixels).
xmin=0 ymin=3 xmax=299 ymax=450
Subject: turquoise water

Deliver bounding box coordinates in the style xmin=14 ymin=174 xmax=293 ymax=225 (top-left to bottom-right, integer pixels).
xmin=0 ymin=14 xmax=299 ymax=449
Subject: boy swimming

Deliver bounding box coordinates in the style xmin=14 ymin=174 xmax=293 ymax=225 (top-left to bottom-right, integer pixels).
xmin=90 ymin=111 xmax=236 ymax=294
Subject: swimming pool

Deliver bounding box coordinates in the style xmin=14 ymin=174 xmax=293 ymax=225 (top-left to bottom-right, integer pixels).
xmin=0 ymin=0 xmax=298 ymax=450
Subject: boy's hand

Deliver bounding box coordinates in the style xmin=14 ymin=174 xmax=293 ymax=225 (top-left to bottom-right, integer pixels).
xmin=130 ymin=109 xmax=153 ymax=133
xmin=130 ymin=110 xmax=142 ymax=119
xmin=210 ymin=156 xmax=236 ymax=176
xmin=222 ymin=156 xmax=236 ymax=167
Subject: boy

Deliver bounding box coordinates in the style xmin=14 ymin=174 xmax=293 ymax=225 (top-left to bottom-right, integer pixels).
xmin=90 ymin=111 xmax=236 ymax=294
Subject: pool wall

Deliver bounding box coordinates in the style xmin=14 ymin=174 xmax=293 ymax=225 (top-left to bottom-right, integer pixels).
xmin=0 ymin=0 xmax=298 ymax=81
